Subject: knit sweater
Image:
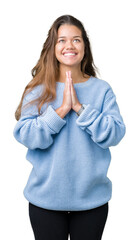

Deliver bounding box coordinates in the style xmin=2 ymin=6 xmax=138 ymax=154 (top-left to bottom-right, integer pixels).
xmin=13 ymin=76 xmax=126 ymax=211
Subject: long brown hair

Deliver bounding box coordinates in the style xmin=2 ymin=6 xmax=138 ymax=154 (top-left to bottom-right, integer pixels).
xmin=15 ymin=15 xmax=100 ymax=121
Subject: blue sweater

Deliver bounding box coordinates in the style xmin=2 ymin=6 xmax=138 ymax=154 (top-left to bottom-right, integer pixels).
xmin=13 ymin=76 xmax=126 ymax=211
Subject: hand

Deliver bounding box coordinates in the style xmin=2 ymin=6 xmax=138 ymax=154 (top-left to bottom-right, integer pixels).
xmin=66 ymin=71 xmax=82 ymax=112
xmin=61 ymin=71 xmax=72 ymax=114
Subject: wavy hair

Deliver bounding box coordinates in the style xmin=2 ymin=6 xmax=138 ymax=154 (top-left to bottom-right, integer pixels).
xmin=15 ymin=15 xmax=100 ymax=120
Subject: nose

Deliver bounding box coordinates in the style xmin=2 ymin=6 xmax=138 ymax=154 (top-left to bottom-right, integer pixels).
xmin=65 ymin=40 xmax=75 ymax=49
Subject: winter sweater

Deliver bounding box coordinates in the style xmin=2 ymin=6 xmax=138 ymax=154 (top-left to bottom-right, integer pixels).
xmin=13 ymin=76 xmax=126 ymax=211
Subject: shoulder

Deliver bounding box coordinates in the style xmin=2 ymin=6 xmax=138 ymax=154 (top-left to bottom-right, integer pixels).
xmin=92 ymin=77 xmax=116 ymax=100
xmin=29 ymin=84 xmax=44 ymax=96
xmin=24 ymin=84 xmax=44 ymax=102
xmin=93 ymin=77 xmax=112 ymax=90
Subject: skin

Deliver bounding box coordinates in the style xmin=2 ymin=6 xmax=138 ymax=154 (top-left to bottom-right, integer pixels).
xmin=55 ymin=24 xmax=90 ymax=116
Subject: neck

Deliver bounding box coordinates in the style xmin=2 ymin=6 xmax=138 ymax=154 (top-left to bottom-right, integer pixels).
xmin=57 ymin=65 xmax=84 ymax=83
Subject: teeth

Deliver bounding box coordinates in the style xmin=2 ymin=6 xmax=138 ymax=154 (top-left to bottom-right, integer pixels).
xmin=64 ymin=53 xmax=76 ymax=56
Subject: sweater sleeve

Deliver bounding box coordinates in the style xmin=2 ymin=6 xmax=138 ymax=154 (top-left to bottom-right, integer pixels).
xmin=76 ymin=87 xmax=126 ymax=149
xmin=13 ymin=90 xmax=66 ymax=150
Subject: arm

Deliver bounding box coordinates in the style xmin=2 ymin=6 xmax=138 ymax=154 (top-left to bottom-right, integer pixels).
xmin=13 ymin=91 xmax=66 ymax=150
xmin=55 ymin=106 xmax=68 ymax=119
xmin=76 ymin=87 xmax=126 ymax=149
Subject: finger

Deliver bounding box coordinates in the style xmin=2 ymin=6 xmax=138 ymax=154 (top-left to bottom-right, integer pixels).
xmin=66 ymin=73 xmax=71 ymax=91
xmin=66 ymin=71 xmax=68 ymax=79
xmin=66 ymin=72 xmax=72 ymax=93
xmin=70 ymin=77 xmax=73 ymax=88
xmin=66 ymin=71 xmax=71 ymax=83
xmin=66 ymin=72 xmax=71 ymax=82
xmin=69 ymin=78 xmax=73 ymax=89
xmin=66 ymin=71 xmax=71 ymax=78
xmin=68 ymin=71 xmax=71 ymax=78
xmin=65 ymin=72 xmax=69 ymax=87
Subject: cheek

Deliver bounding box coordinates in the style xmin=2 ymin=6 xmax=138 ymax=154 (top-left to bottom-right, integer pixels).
xmin=78 ymin=43 xmax=85 ymax=55
xmin=79 ymin=46 xmax=85 ymax=58
xmin=55 ymin=44 xmax=63 ymax=55
xmin=55 ymin=45 xmax=64 ymax=62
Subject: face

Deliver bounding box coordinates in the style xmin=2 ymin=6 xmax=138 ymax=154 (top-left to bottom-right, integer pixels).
xmin=55 ymin=24 xmax=85 ymax=68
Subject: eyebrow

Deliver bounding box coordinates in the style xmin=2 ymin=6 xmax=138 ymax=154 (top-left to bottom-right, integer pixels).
xmin=58 ymin=36 xmax=82 ymax=39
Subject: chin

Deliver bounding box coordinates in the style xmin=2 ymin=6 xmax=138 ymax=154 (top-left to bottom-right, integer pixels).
xmin=60 ymin=60 xmax=82 ymax=67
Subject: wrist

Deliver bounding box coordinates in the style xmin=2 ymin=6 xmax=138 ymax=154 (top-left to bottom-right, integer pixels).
xmin=74 ymin=103 xmax=82 ymax=113
xmin=76 ymin=104 xmax=87 ymax=116
xmin=55 ymin=106 xmax=68 ymax=118
xmin=60 ymin=105 xmax=72 ymax=115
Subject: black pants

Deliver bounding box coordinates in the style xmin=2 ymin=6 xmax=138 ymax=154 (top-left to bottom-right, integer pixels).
xmin=29 ymin=202 xmax=108 ymax=240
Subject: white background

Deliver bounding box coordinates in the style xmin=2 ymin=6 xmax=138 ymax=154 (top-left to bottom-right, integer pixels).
xmin=0 ymin=0 xmax=138 ymax=239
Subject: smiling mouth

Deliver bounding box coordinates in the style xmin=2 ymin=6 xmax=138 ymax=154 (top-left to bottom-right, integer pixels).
xmin=63 ymin=53 xmax=77 ymax=57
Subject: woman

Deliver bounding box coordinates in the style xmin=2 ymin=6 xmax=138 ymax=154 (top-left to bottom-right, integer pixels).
xmin=13 ymin=15 xmax=126 ymax=240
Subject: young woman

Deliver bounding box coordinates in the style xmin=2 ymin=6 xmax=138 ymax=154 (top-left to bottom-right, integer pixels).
xmin=13 ymin=15 xmax=126 ymax=240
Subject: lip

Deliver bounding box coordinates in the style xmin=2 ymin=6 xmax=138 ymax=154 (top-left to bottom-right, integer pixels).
xmin=63 ymin=52 xmax=78 ymax=55
xmin=63 ymin=52 xmax=78 ymax=58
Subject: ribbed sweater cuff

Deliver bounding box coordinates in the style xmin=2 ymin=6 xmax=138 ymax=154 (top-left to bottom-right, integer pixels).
xmin=40 ymin=105 xmax=66 ymax=133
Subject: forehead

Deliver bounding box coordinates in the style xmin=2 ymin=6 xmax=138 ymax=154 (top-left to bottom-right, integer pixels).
xmin=57 ymin=24 xmax=82 ymax=37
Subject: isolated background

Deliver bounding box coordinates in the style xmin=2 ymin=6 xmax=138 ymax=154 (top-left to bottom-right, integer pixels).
xmin=0 ymin=0 xmax=138 ymax=239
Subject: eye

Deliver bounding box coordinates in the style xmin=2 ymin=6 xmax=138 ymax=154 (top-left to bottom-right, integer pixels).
xmin=73 ymin=39 xmax=80 ymax=42
xmin=58 ymin=39 xmax=65 ymax=43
